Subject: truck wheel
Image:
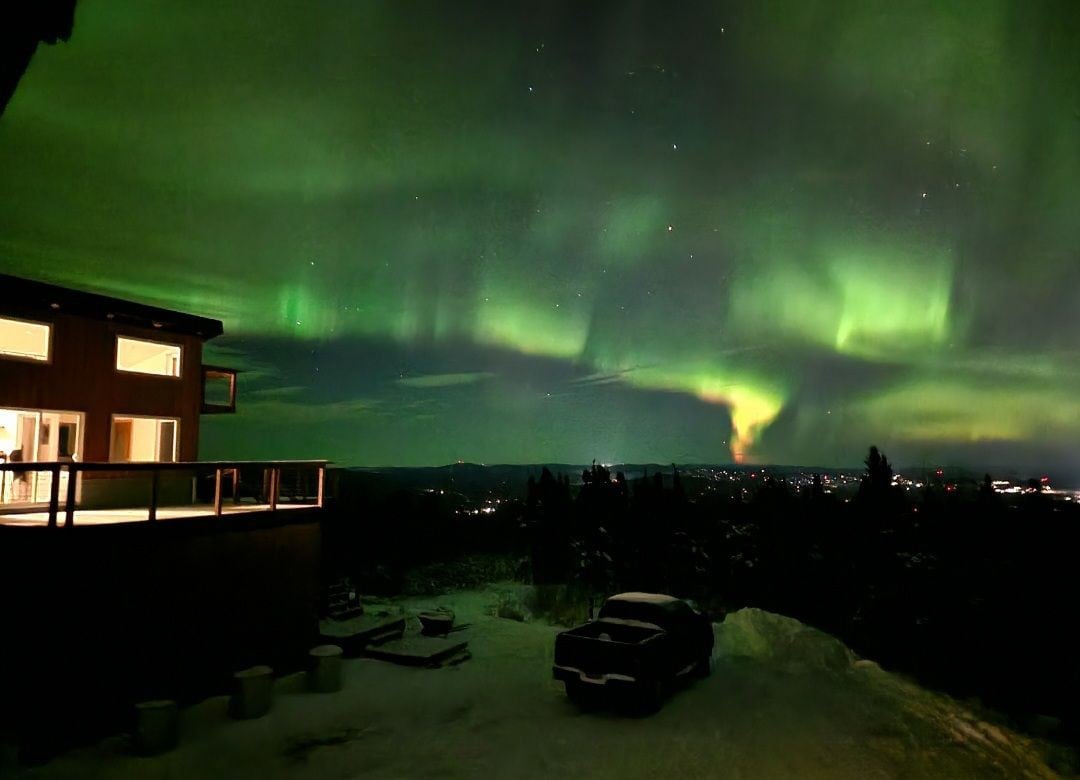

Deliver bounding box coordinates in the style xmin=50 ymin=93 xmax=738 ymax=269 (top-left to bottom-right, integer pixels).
xmin=565 ymin=680 xmax=590 ymax=708
xmin=636 ymin=679 xmax=664 ymax=714
xmin=694 ymin=654 xmax=712 ymax=679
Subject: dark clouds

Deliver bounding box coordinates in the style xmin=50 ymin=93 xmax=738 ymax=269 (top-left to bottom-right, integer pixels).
xmin=1 ymin=0 xmax=1078 ymax=472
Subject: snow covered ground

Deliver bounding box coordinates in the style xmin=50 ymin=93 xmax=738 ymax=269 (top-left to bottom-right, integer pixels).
xmin=24 ymin=584 xmax=1063 ymax=779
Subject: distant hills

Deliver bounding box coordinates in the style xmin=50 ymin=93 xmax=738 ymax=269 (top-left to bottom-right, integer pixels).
xmin=340 ymin=462 xmax=866 ymax=498
xmin=339 ymin=460 xmax=1058 ymax=498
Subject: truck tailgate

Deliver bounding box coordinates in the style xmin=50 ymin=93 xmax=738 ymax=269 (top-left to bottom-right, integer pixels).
xmin=554 ymin=620 xmax=664 ymax=680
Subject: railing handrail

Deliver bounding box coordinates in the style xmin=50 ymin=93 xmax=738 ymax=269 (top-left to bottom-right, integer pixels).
xmin=0 ymin=459 xmax=328 ymax=472
xmin=0 ymin=459 xmax=327 ymax=527
xmin=0 ymin=462 xmax=62 ymax=472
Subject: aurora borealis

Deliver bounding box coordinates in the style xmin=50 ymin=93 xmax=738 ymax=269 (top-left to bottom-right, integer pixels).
xmin=1 ymin=1 xmax=1078 ymax=472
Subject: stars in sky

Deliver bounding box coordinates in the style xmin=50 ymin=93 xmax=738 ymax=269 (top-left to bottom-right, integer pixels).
xmin=2 ymin=0 xmax=1078 ymax=471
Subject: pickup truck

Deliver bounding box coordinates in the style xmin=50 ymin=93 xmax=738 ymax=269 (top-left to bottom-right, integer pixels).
xmin=552 ymin=592 xmax=714 ymax=711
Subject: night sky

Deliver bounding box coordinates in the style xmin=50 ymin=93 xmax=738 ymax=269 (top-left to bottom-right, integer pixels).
xmin=2 ymin=1 xmax=1078 ymax=472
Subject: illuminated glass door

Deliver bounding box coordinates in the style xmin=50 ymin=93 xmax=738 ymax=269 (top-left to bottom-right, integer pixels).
xmin=0 ymin=408 xmax=84 ymax=506
xmin=0 ymin=409 xmax=39 ymax=505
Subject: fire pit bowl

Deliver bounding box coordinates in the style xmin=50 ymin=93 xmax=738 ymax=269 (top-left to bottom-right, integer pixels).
xmin=418 ymin=610 xmax=455 ymax=636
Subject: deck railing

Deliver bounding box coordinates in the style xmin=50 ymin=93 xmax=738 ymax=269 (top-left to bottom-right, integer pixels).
xmin=0 ymin=460 xmax=327 ymax=527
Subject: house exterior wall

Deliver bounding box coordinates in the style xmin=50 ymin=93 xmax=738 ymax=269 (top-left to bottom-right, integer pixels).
xmin=0 ymin=311 xmax=205 ymax=461
xmin=0 ymin=512 xmax=323 ymax=753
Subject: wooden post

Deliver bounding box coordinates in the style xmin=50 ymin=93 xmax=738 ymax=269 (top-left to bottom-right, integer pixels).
xmin=232 ymin=468 xmax=240 ymax=503
xmin=317 ymin=464 xmax=325 ymax=507
xmin=48 ymin=464 xmax=61 ymax=529
xmin=214 ymin=468 xmax=223 ymax=516
xmin=307 ymin=645 xmax=343 ymax=693
xmin=64 ymin=465 xmax=78 ymax=527
xmin=148 ymin=469 xmax=160 ymax=522
xmin=269 ymin=467 xmax=279 ymax=511
xmin=134 ymin=700 xmax=178 ymax=754
xmin=229 ymin=666 xmax=274 ymax=719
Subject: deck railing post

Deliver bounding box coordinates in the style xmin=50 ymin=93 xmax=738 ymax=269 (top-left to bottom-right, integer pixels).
xmin=214 ymin=468 xmax=223 ymax=516
xmin=64 ymin=465 xmax=78 ymax=527
xmin=47 ymin=464 xmax=61 ymax=528
xmin=148 ymin=469 xmax=160 ymax=522
xmin=1 ymin=460 xmax=326 ymax=527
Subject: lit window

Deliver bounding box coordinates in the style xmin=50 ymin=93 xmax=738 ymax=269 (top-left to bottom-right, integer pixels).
xmin=110 ymin=416 xmax=178 ymax=462
xmin=116 ymin=336 xmax=181 ymax=377
xmin=0 ymin=316 xmax=50 ymax=361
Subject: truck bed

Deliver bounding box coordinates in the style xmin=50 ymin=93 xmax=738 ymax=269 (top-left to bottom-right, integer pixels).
xmin=553 ymin=618 xmax=665 ymax=681
xmin=560 ymin=618 xmax=663 ymax=644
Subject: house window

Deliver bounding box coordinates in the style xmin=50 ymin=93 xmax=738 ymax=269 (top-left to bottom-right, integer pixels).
xmin=116 ymin=336 xmax=181 ymax=377
xmin=202 ymin=366 xmax=237 ymax=413
xmin=110 ymin=416 xmax=178 ymax=462
xmin=0 ymin=316 xmax=50 ymax=362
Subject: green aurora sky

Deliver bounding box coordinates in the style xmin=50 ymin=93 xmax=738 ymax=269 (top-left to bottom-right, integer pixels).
xmin=1 ymin=1 xmax=1079 ymax=472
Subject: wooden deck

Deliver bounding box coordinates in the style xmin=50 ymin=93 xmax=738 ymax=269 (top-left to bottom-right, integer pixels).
xmin=0 ymin=459 xmax=326 ymax=527
xmin=0 ymin=502 xmax=312 ymax=526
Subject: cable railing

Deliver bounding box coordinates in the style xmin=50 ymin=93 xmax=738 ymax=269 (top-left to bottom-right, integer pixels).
xmin=0 ymin=460 xmax=327 ymax=528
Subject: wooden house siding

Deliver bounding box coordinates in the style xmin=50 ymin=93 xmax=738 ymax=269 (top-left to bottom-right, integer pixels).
xmin=0 ymin=312 xmax=206 ymax=461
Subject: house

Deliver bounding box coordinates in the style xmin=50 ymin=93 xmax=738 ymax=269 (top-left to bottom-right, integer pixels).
xmin=0 ymin=274 xmax=326 ymax=749
xmin=0 ymin=273 xmax=320 ymax=520
xmin=0 ymin=271 xmax=234 ymax=463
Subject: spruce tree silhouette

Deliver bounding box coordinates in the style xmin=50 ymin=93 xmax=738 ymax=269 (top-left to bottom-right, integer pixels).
xmin=672 ymin=464 xmax=686 ymax=503
xmin=857 ymin=445 xmax=903 ymax=515
xmin=526 ymin=467 xmax=572 ymax=584
xmin=863 ymin=446 xmax=893 ymax=490
xmin=977 ymin=473 xmax=1000 ymax=508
